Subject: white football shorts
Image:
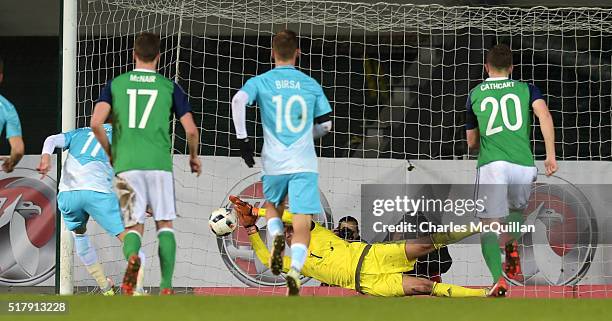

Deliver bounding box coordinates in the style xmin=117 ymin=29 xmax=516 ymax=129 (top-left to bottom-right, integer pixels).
xmin=116 ymin=170 xmax=176 ymax=227
xmin=476 ymin=160 xmax=537 ymax=219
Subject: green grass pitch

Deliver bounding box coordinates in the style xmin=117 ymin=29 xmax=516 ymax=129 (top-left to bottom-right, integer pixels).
xmin=0 ymin=295 xmax=609 ymax=321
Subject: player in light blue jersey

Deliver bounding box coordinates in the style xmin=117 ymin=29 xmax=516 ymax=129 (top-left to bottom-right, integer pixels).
xmin=231 ymin=30 xmax=332 ymax=296
xmin=0 ymin=56 xmax=25 ymax=173
xmin=37 ymin=124 xmax=146 ymax=295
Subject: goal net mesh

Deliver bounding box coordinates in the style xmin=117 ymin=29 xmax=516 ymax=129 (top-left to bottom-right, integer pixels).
xmin=72 ymin=0 xmax=612 ymax=296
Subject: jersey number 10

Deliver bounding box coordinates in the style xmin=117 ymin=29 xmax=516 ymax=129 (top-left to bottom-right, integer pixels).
xmin=480 ymin=93 xmax=523 ymax=136
xmin=127 ymin=89 xmax=158 ymax=129
xmin=272 ymin=94 xmax=307 ymax=133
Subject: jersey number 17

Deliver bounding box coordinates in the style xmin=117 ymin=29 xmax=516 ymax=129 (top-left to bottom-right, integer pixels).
xmin=81 ymin=132 xmax=102 ymax=157
xmin=127 ymin=89 xmax=158 ymax=129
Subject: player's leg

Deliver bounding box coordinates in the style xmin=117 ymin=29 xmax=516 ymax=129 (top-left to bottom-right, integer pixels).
xmin=480 ymin=217 xmax=505 ymax=283
xmin=83 ymin=191 xmax=126 ymax=239
xmin=133 ymin=250 xmax=147 ymax=295
xmin=121 ymin=225 xmax=144 ymax=295
xmin=72 ymin=228 xmax=116 ymax=295
xmin=285 ymin=214 xmax=310 ymax=296
xmin=403 ymin=276 xmax=488 ymax=298
xmin=284 ymin=173 xmax=321 ymax=296
xmin=505 ymin=165 xmax=536 ymax=242
xmin=503 ymin=165 xmax=537 ymax=281
xmin=476 ymin=161 xmax=509 ymax=290
xmin=402 ymin=275 xmax=433 ymax=295
xmin=115 ymin=171 xmax=148 ymax=295
xmin=261 ymin=174 xmax=289 ymax=275
xmin=403 ymin=239 xmax=435 ymax=259
xmin=404 ymin=229 xmax=477 ymax=260
xmin=58 ymin=191 xmax=114 ymax=295
xmin=155 ymin=220 xmax=176 ymax=294
xmin=360 ymin=272 xmax=487 ymax=297
xmin=83 ymin=190 xmax=147 ymax=294
xmin=502 ymin=208 xmax=524 ymax=280
xmin=147 ymin=170 xmax=178 ymax=295
xmin=264 ymin=200 xmax=286 ymax=235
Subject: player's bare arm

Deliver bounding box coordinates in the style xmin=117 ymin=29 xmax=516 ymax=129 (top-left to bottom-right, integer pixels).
xmin=0 ymin=57 xmax=24 ymax=173
xmin=91 ymin=102 xmax=112 ymax=160
xmin=1 ymin=135 xmax=24 ymax=173
xmin=36 ymin=153 xmax=51 ymax=177
xmin=179 ymin=112 xmax=202 ymax=176
xmin=466 ymin=128 xmax=480 ymax=150
xmin=533 ymin=99 xmax=558 ymax=176
xmin=37 ymin=133 xmax=66 ymax=177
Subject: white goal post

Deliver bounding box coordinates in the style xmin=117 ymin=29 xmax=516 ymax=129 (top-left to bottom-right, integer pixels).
xmin=59 ymin=0 xmax=78 ymax=295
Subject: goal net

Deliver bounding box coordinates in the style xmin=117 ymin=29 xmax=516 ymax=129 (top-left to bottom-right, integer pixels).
xmin=69 ymin=0 xmax=612 ymax=297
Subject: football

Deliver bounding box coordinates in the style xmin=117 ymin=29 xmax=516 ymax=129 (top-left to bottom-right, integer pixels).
xmin=208 ymin=207 xmax=237 ymax=236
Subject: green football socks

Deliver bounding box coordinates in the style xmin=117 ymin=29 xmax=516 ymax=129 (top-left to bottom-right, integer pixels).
xmin=158 ymin=229 xmax=177 ymax=290
xmin=506 ymin=210 xmax=525 ymax=242
xmin=481 ymin=231 xmax=502 ymax=282
xmin=123 ymin=231 xmax=142 ymax=260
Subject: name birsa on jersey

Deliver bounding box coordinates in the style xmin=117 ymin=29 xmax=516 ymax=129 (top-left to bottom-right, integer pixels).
xmin=130 ymin=74 xmax=156 ymax=83
xmin=275 ymin=80 xmax=301 ymax=90
xmin=480 ymin=81 xmax=515 ymax=91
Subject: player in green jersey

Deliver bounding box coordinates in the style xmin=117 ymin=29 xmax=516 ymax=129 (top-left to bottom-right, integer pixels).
xmin=465 ymin=44 xmax=558 ymax=296
xmin=91 ymin=32 xmax=201 ymax=295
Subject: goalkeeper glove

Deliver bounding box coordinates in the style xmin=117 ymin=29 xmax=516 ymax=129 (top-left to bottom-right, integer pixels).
xmin=239 ymin=138 xmax=255 ymax=168
xmin=229 ymin=195 xmax=257 ymax=225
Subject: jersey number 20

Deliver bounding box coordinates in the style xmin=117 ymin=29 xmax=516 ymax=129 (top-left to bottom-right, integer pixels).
xmin=480 ymin=93 xmax=523 ymax=136
xmin=272 ymin=95 xmax=307 ymax=133
xmin=127 ymin=89 xmax=158 ymax=129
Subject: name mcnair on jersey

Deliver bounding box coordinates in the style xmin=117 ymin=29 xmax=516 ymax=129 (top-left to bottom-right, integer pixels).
xmin=129 ymin=74 xmax=156 ymax=83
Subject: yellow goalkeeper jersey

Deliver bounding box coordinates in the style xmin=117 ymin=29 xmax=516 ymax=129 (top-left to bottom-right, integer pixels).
xmin=249 ymin=223 xmax=367 ymax=290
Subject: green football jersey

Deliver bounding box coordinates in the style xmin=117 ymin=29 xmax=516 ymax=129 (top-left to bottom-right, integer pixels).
xmin=97 ymin=69 xmax=192 ymax=174
xmin=466 ymin=77 xmax=544 ymax=168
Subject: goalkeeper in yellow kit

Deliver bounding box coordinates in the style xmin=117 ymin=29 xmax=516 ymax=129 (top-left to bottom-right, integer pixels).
xmin=230 ymin=196 xmax=493 ymax=297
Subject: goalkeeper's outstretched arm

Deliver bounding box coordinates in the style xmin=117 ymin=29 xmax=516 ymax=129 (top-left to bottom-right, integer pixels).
xmin=230 ymin=195 xmax=292 ymax=272
xmin=246 ymin=226 xmax=291 ymax=273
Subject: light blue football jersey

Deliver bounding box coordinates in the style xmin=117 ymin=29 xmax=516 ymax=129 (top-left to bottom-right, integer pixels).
xmin=241 ymin=66 xmax=332 ymax=175
xmin=0 ymin=94 xmax=22 ymax=139
xmin=58 ymin=124 xmax=114 ymax=193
